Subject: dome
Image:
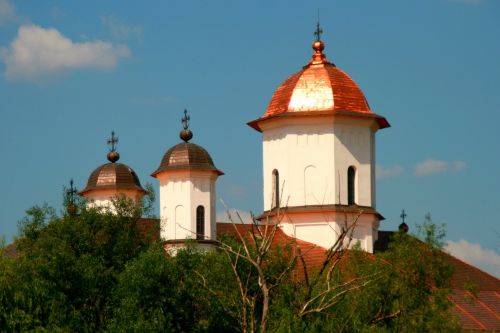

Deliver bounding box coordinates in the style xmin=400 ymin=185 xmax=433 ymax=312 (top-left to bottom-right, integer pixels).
xmin=265 ymin=62 xmax=370 ymax=116
xmin=248 ymin=38 xmax=389 ymax=132
xmin=151 ymin=142 xmax=223 ymax=177
xmin=79 ymin=162 xmax=147 ymax=195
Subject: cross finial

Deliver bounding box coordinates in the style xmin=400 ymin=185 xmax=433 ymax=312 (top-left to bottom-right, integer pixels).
xmin=179 ymin=109 xmax=193 ymax=142
xmin=400 ymin=209 xmax=407 ymax=223
xmin=107 ymin=131 xmax=118 ymax=152
xmin=181 ymin=109 xmax=190 ymax=130
xmin=314 ymin=21 xmax=323 ymax=42
xmin=67 ymin=179 xmax=77 ymax=205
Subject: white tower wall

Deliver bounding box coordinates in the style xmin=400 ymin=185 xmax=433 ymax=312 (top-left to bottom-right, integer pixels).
xmin=261 ymin=116 xmax=377 ymax=210
xmin=259 ymin=115 xmax=381 ymax=253
xmin=156 ymin=171 xmax=217 ymax=241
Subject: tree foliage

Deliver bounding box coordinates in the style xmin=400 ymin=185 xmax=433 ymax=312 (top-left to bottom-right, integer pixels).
xmin=1 ymin=201 xmax=460 ymax=332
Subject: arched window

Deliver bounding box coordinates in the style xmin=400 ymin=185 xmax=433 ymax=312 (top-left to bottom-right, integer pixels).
xmin=272 ymin=169 xmax=279 ymax=208
xmin=196 ymin=205 xmax=205 ymax=240
xmin=347 ymin=166 xmax=356 ymax=205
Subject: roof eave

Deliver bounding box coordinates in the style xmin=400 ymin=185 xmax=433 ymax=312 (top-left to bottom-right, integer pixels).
xmin=78 ymin=186 xmax=148 ymax=197
xmin=151 ymin=167 xmax=224 ymax=178
xmin=248 ymin=109 xmax=391 ymax=132
xmin=255 ymin=204 xmax=385 ymax=221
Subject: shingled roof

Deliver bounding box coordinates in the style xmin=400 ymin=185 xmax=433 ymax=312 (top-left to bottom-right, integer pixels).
xmin=446 ymin=254 xmax=500 ymax=331
xmin=216 ymin=223 xmax=328 ymax=280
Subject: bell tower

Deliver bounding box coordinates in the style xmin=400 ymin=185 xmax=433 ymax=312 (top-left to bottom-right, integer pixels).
xmin=248 ymin=26 xmax=389 ymax=253
xmin=151 ymin=110 xmax=223 ymax=249
xmin=79 ymin=131 xmax=147 ymax=212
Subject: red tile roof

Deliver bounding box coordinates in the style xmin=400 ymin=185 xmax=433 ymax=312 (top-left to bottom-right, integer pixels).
xmin=216 ymin=223 xmax=327 ymax=279
xmin=136 ymin=218 xmax=160 ymax=241
xmin=446 ymin=254 xmax=500 ymax=331
xmin=2 ymin=242 xmax=19 ymax=258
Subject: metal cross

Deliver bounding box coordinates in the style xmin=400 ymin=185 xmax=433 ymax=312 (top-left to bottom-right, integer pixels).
xmin=400 ymin=209 xmax=407 ymax=223
xmin=107 ymin=131 xmax=118 ymax=152
xmin=314 ymin=21 xmax=323 ymax=41
xmin=181 ymin=109 xmax=190 ymax=130
xmin=67 ymin=179 xmax=77 ymax=205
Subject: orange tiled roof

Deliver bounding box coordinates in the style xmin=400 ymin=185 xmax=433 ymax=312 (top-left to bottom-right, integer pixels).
xmin=446 ymin=254 xmax=500 ymax=331
xmin=247 ymin=39 xmax=390 ymax=132
xmin=264 ymin=63 xmax=371 ymax=117
xmin=216 ymin=223 xmax=327 ymax=278
xmin=136 ymin=218 xmax=160 ymax=241
xmin=2 ymin=242 xmax=19 ymax=258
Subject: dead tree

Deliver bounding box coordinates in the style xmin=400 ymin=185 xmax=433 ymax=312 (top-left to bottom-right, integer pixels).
xmin=210 ymin=199 xmax=381 ymax=333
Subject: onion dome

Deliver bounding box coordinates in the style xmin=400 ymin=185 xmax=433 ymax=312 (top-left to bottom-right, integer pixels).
xmin=79 ymin=131 xmax=147 ymax=195
xmin=151 ymin=110 xmax=223 ymax=177
xmin=248 ymin=25 xmax=389 ymax=132
xmin=151 ymin=142 xmax=223 ymax=176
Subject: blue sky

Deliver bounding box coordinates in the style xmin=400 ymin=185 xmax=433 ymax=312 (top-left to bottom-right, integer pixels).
xmin=0 ymin=0 xmax=498 ymax=276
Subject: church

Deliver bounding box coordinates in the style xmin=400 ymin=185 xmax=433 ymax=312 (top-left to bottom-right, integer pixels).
xmin=80 ymin=25 xmax=388 ymax=254
xmin=68 ymin=27 xmax=499 ymax=331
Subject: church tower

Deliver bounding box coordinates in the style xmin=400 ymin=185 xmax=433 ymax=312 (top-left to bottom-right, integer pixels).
xmin=79 ymin=131 xmax=147 ymax=211
xmin=151 ymin=111 xmax=223 ymax=249
xmin=248 ymin=26 xmax=389 ymax=253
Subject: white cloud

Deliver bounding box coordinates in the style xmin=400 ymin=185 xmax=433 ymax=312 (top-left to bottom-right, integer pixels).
xmin=414 ymin=159 xmax=466 ymax=176
xmin=376 ymin=164 xmax=404 ymax=180
xmin=445 ymin=239 xmax=500 ymax=278
xmin=217 ymin=209 xmax=254 ymax=224
xmin=1 ymin=25 xmax=130 ymax=81
xmin=101 ymin=15 xmax=143 ymax=40
xmin=0 ymin=0 xmax=15 ymax=25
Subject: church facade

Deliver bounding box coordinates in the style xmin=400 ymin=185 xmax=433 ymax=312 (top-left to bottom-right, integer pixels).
xmin=80 ymin=29 xmax=388 ymax=254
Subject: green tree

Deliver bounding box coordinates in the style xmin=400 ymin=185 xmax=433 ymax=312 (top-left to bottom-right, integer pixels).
xmin=0 ymin=197 xmax=154 ymax=332
xmin=108 ymin=243 xmax=239 ymax=333
xmin=246 ymin=213 xmax=460 ymax=333
xmin=1 ymin=197 xmax=461 ymax=333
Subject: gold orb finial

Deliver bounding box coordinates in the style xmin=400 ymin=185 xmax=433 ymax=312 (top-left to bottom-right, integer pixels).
xmin=311 ymin=22 xmax=328 ymax=64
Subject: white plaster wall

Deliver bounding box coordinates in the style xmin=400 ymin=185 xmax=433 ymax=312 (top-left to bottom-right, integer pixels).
xmin=261 ymin=116 xmax=377 ymax=210
xmin=262 ymin=117 xmax=335 ymax=210
xmin=333 ymin=120 xmax=376 ymax=207
xmin=278 ymin=212 xmax=378 ymax=253
xmin=156 ymin=171 xmax=218 ymax=241
xmin=164 ymin=242 xmax=218 ymax=256
xmin=84 ymin=189 xmax=144 ymax=213
xmin=259 ymin=115 xmax=381 ymax=253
